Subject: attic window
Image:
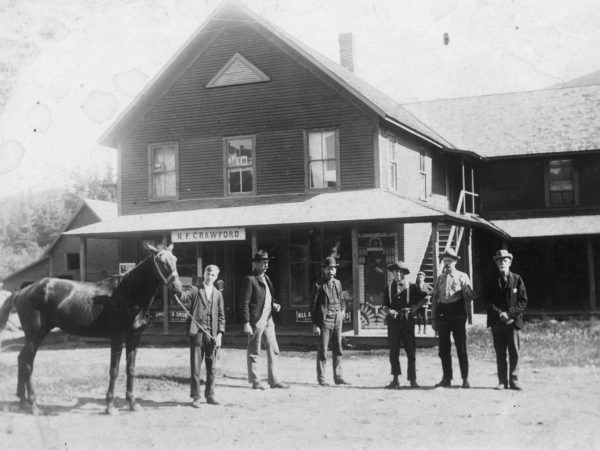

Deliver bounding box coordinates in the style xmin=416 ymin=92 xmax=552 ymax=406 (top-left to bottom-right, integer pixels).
xmin=206 ymin=52 xmax=270 ymax=88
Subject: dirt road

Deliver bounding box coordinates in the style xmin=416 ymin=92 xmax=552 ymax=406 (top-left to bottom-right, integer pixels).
xmin=0 ymin=345 xmax=598 ymax=449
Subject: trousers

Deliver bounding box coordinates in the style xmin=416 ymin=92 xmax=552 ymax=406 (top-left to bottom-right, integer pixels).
xmin=387 ymin=317 xmax=416 ymax=380
xmin=247 ymin=317 xmax=280 ymax=385
xmin=436 ymin=302 xmax=468 ymax=380
xmin=492 ymin=322 xmax=520 ymax=385
xmin=317 ymin=310 xmax=345 ymax=383
xmin=190 ymin=333 xmax=216 ymax=399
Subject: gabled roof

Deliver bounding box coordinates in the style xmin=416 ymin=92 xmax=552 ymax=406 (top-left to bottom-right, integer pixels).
xmin=64 ymin=189 xmax=508 ymax=239
xmin=403 ymin=84 xmax=600 ymax=158
xmin=98 ymin=0 xmax=450 ymax=149
xmin=83 ymin=199 xmax=118 ymax=222
xmin=1 ymin=256 xmax=50 ymax=283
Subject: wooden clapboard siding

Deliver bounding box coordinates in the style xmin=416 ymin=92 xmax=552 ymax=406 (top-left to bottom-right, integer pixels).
xmin=480 ymin=154 xmax=600 ymax=218
xmin=119 ymin=22 xmax=378 ymax=215
xmin=403 ymin=222 xmax=432 ymax=277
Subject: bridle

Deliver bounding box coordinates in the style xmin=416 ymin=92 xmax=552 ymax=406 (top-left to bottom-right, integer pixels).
xmin=153 ymin=250 xmax=179 ymax=285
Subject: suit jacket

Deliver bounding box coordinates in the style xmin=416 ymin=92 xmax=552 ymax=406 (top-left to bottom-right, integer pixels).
xmin=311 ymin=278 xmax=344 ymax=326
xmin=240 ymin=271 xmax=278 ymax=325
xmin=180 ymin=284 xmax=225 ymax=337
xmin=486 ymin=271 xmax=528 ymax=330
xmin=383 ymin=280 xmax=426 ymax=321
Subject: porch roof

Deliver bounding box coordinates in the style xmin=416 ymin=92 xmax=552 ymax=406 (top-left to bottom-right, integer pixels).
xmin=492 ymin=214 xmax=600 ymax=238
xmin=64 ymin=189 xmax=499 ymax=238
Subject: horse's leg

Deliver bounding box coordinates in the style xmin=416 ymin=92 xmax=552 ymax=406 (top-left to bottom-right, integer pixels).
xmin=17 ymin=333 xmax=45 ymax=414
xmin=106 ymin=335 xmax=124 ymax=415
xmin=125 ymin=332 xmax=143 ymax=412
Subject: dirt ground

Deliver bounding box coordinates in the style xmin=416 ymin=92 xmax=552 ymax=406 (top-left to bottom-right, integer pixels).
xmin=0 ymin=339 xmax=598 ymax=450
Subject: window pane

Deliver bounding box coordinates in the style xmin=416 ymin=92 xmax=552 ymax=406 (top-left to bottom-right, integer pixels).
xmin=241 ymin=168 xmax=253 ymax=192
xmin=325 ymin=160 xmax=337 ymax=187
xmin=163 ymin=147 xmax=176 ymax=171
xmin=228 ymin=170 xmax=241 ymax=193
xmin=310 ymin=161 xmax=324 ymax=188
xmin=154 ymin=173 xmax=166 ymax=197
xmin=323 ymin=131 xmax=336 ymax=159
xmin=164 ymin=171 xmax=176 ymax=196
xmin=308 ymin=133 xmax=323 ymax=161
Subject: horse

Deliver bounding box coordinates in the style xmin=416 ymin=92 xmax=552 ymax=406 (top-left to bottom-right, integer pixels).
xmin=0 ymin=243 xmax=182 ymax=415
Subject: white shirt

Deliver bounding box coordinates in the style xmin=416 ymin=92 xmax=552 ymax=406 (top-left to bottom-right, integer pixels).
xmin=203 ymin=282 xmax=214 ymax=303
xmin=256 ymin=275 xmax=272 ymax=328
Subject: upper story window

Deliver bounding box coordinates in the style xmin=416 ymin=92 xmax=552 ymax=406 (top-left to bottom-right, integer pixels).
xmin=546 ymin=159 xmax=578 ymax=206
xmin=66 ymin=252 xmax=80 ymax=271
xmin=225 ymin=136 xmax=255 ymax=195
xmin=149 ymin=142 xmax=178 ymax=200
xmin=388 ymin=142 xmax=398 ymax=191
xmin=307 ymin=129 xmax=339 ymax=190
xmin=419 ymin=148 xmax=431 ymax=200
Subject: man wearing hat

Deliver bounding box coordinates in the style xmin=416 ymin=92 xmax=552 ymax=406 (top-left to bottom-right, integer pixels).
xmin=311 ymin=256 xmax=350 ymax=386
xmin=240 ymin=250 xmax=288 ymax=390
xmin=486 ymin=249 xmax=528 ymax=390
xmin=382 ymin=261 xmax=427 ymax=388
xmin=431 ymin=248 xmax=474 ymax=388
xmin=415 ymin=271 xmax=433 ymax=334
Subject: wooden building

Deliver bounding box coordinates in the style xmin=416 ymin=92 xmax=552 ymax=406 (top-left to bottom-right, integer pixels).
xmin=405 ymin=85 xmax=600 ymax=313
xmin=68 ymin=1 xmax=600 ymax=333
xmin=65 ymin=1 xmax=508 ymax=335
xmin=2 ymin=199 xmax=119 ymax=291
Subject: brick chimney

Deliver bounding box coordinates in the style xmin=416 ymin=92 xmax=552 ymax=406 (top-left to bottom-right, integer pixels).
xmin=338 ymin=33 xmax=354 ymax=72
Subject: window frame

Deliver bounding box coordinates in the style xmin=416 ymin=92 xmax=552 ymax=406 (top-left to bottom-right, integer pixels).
xmin=544 ymin=158 xmax=579 ymax=207
xmin=148 ymin=141 xmax=179 ymax=202
xmin=388 ymin=139 xmax=398 ymax=191
xmin=223 ymin=135 xmax=257 ymax=196
xmin=304 ymin=127 xmax=341 ymax=191
xmin=419 ymin=148 xmax=431 ymax=201
xmin=66 ymin=252 xmax=80 ymax=271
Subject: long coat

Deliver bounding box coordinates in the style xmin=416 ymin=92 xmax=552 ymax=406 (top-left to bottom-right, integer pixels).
xmin=180 ymin=285 xmax=225 ymax=337
xmin=239 ymin=271 xmax=278 ymax=325
xmin=486 ymin=271 xmax=528 ymax=330
xmin=311 ymin=278 xmax=344 ymax=326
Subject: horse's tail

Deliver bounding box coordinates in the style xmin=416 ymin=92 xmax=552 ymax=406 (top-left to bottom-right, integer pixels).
xmin=0 ymin=291 xmax=17 ymax=330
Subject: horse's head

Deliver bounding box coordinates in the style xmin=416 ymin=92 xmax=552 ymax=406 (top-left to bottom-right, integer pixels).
xmin=146 ymin=243 xmax=182 ymax=296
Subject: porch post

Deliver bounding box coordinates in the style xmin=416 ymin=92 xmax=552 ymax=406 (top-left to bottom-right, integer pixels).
xmin=587 ymin=240 xmax=597 ymax=310
xmin=432 ymin=222 xmax=439 ymax=279
xmin=163 ymin=233 xmax=169 ymax=334
xmin=466 ymin=228 xmax=474 ymax=324
xmin=79 ymin=237 xmax=87 ymax=282
xmin=351 ymin=226 xmax=361 ymax=336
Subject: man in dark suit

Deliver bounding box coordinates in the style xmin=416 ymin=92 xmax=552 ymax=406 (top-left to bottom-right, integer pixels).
xmin=311 ymin=256 xmax=350 ymax=386
xmin=486 ymin=249 xmax=528 ymax=390
xmin=179 ymin=264 xmax=225 ymax=407
xmin=383 ymin=261 xmax=427 ymax=389
xmin=240 ymin=250 xmax=288 ymax=390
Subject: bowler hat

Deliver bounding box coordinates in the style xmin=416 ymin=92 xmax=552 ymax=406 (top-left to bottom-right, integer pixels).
xmin=493 ymin=249 xmax=513 ymax=261
xmin=322 ymin=256 xmax=339 ymax=268
xmin=252 ymin=250 xmax=272 ymax=262
xmin=387 ymin=261 xmax=410 ymax=274
xmin=440 ymin=248 xmax=460 ymax=260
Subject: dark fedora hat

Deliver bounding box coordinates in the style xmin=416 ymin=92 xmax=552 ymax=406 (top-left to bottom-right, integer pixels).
xmin=322 ymin=256 xmax=339 ymax=268
xmin=440 ymin=248 xmax=460 ymax=260
xmin=493 ymin=249 xmax=513 ymax=261
xmin=387 ymin=261 xmax=410 ymax=274
xmin=252 ymin=250 xmax=273 ymax=262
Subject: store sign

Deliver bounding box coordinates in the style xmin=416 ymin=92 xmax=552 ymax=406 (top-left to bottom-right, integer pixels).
xmin=171 ymin=227 xmax=246 ymax=243
xmin=295 ymin=310 xmax=352 ymax=323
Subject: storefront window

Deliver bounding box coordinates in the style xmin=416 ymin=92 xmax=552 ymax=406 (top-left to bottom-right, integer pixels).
xmin=289 ymin=227 xmax=352 ymax=308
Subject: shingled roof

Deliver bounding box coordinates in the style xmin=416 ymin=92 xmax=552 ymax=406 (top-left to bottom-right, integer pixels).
xmin=403 ymin=84 xmax=600 ymax=158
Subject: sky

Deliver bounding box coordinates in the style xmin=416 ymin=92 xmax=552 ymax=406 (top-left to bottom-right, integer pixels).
xmin=1 ymin=0 xmax=599 ymax=199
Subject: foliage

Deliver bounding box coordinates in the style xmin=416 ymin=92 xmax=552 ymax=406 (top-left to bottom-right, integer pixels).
xmin=0 ymin=165 xmax=117 ymax=280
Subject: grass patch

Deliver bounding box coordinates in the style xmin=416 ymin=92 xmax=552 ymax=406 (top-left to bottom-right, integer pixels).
xmin=466 ymin=319 xmax=600 ymax=367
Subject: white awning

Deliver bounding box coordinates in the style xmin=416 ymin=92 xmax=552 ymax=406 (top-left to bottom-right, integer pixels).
xmin=64 ymin=189 xmax=449 ymax=238
xmin=493 ymin=215 xmax=600 ymax=238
